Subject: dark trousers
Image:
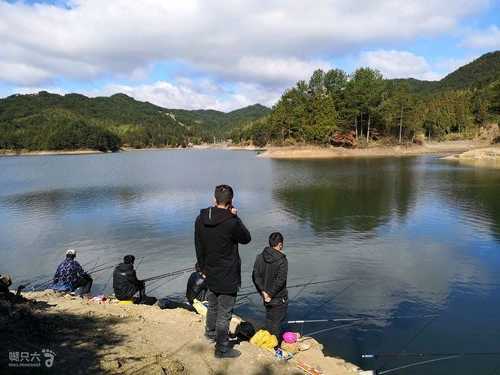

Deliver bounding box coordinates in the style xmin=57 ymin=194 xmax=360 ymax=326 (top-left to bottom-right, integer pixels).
xmin=205 ymin=289 xmax=236 ymax=352
xmin=265 ymin=299 xmax=288 ymax=340
xmin=74 ymin=275 xmax=93 ymax=296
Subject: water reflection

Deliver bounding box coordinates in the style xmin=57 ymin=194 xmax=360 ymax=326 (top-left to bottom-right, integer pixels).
xmin=272 ymin=158 xmax=418 ymax=235
xmin=1 ymin=151 xmax=499 ymax=375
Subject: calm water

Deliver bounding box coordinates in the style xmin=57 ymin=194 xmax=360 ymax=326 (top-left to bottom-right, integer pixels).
xmin=1 ymin=150 xmax=499 ymax=374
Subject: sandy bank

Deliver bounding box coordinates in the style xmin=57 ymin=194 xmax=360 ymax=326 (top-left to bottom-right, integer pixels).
xmin=1 ymin=291 xmax=359 ymax=375
xmin=257 ymin=141 xmax=487 ymax=160
xmin=443 ymin=146 xmax=500 ymax=168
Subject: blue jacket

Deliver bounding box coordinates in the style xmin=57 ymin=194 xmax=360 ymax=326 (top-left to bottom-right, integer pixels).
xmin=51 ymin=259 xmax=87 ymax=292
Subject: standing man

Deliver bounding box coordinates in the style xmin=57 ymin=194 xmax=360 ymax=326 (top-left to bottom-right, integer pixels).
xmin=51 ymin=249 xmax=93 ymax=297
xmin=195 ymin=184 xmax=251 ymax=358
xmin=252 ymin=232 xmax=288 ymax=341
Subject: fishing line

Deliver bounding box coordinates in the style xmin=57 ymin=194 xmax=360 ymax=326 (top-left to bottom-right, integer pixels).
xmin=302 ymin=321 xmax=359 ymax=337
xmin=292 ymin=276 xmax=315 ymax=301
xmin=148 ymin=272 xmax=185 ymax=295
xmin=376 ymin=355 xmax=461 ymax=375
xmin=288 ymin=314 xmax=439 ymax=324
xmin=236 ymin=277 xmax=352 ymax=301
xmin=143 ymin=267 xmax=195 ymax=282
xmin=377 ymin=314 xmax=440 ymax=373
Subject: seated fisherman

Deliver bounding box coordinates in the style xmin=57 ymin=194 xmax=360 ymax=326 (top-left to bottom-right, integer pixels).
xmin=186 ymin=268 xmax=208 ymax=304
xmin=51 ymin=249 xmax=93 ymax=296
xmin=113 ymin=255 xmax=156 ymax=305
xmin=0 ymin=274 xmax=26 ymax=303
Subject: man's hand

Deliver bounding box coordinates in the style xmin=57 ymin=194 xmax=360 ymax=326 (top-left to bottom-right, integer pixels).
xmin=230 ymin=207 xmax=238 ymax=216
xmin=262 ymin=291 xmax=271 ymax=303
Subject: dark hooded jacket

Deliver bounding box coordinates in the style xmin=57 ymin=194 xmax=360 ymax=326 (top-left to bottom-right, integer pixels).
xmin=113 ymin=263 xmax=142 ymax=300
xmin=195 ymin=207 xmax=251 ymax=294
xmin=252 ymin=247 xmax=288 ymax=303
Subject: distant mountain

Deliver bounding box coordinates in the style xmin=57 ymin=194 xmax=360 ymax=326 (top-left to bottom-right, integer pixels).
xmin=392 ymin=51 xmax=500 ymax=94
xmin=0 ymin=91 xmax=270 ymax=151
xmin=168 ymin=104 xmax=271 ymax=138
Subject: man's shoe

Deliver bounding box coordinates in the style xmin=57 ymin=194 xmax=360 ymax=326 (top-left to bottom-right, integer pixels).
xmin=204 ymin=334 xmax=216 ymax=344
xmin=214 ymin=348 xmax=241 ymax=359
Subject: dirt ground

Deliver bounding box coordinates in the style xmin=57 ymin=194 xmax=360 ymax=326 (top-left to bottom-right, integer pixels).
xmin=1 ymin=291 xmax=359 ymax=375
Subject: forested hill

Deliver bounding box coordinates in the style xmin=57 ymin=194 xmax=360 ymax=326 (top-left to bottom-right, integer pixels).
xmin=233 ymin=51 xmax=500 ymax=147
xmin=393 ymin=51 xmax=500 ymax=94
xmin=0 ymin=91 xmax=270 ymax=151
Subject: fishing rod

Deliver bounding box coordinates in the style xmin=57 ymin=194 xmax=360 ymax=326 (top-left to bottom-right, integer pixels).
xmin=288 ymin=314 xmax=439 ymax=324
xmin=362 ymin=352 xmax=500 ymax=375
xmin=377 ymin=314 xmax=440 ymax=373
xmin=237 ymin=277 xmax=352 ymax=300
xmin=365 ymin=355 xmax=462 ymax=375
xmin=142 ymin=266 xmax=195 ymax=282
xmin=363 ymin=352 xmax=500 ymax=358
xmin=302 ymin=321 xmax=359 ymax=337
xmin=148 ymin=272 xmax=186 ymax=295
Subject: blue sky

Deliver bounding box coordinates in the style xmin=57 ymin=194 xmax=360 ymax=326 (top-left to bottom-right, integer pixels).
xmin=0 ymin=0 xmax=499 ymax=111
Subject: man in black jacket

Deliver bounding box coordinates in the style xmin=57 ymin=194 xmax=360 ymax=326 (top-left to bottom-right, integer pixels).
xmin=253 ymin=232 xmax=288 ymax=339
xmin=195 ymin=184 xmax=251 ymax=358
xmin=113 ymin=255 xmax=156 ymax=305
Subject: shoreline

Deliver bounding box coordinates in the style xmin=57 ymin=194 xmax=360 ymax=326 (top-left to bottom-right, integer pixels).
xmin=256 ymin=140 xmax=490 ymax=160
xmin=442 ymin=146 xmax=500 ymax=169
xmin=0 ymin=140 xmax=490 ymax=160
xmin=2 ymin=291 xmax=360 ymax=374
xmin=0 ymin=149 xmax=106 ymax=157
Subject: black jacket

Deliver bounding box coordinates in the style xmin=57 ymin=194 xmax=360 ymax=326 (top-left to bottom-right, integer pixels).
xmin=253 ymin=247 xmax=288 ymax=303
xmin=113 ymin=263 xmax=142 ymax=300
xmin=195 ymin=206 xmax=251 ymax=294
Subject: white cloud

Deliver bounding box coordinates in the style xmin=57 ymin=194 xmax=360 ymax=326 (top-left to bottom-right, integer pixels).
xmin=359 ymin=50 xmax=441 ymax=80
xmin=99 ymin=78 xmax=281 ymax=112
xmin=359 ymin=50 xmax=478 ymax=81
xmin=0 ymin=0 xmax=490 ymax=86
xmin=461 ymin=25 xmax=500 ymax=49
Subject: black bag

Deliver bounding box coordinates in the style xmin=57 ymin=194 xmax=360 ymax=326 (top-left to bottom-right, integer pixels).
xmin=235 ymin=321 xmax=256 ymax=342
xmin=186 ymin=272 xmax=207 ymax=303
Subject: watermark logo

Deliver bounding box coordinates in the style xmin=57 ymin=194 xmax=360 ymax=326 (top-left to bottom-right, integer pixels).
xmin=8 ymin=349 xmax=56 ymax=368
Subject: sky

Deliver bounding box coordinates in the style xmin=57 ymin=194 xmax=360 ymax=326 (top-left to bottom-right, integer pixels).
xmin=0 ymin=0 xmax=499 ymax=111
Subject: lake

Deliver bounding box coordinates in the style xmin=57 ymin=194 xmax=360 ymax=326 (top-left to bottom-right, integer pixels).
xmin=1 ymin=149 xmax=499 ymax=374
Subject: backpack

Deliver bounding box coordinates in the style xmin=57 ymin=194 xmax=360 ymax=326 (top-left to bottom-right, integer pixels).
xmin=235 ymin=321 xmax=256 ymax=342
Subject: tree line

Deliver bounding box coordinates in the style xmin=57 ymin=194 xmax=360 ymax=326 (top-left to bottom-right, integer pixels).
xmin=231 ymin=67 xmax=500 ymax=147
xmin=0 ymin=92 xmax=271 ymax=151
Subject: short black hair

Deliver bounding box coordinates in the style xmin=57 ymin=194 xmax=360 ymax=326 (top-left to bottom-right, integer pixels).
xmin=214 ymin=184 xmax=234 ymax=206
xmin=269 ymin=232 xmax=284 ymax=248
xmin=124 ymin=255 xmax=135 ymax=264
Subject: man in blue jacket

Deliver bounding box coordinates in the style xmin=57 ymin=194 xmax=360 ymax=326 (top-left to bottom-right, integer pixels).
xmin=195 ymin=184 xmax=251 ymax=358
xmin=52 ymin=249 xmax=92 ymax=296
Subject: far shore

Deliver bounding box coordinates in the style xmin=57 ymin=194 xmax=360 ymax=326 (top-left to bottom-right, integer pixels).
xmin=256 ymin=140 xmax=491 ymax=159
xmin=0 ymin=140 xmax=492 ymax=160
xmin=442 ymin=145 xmax=500 ymax=169
xmin=0 ymin=149 xmax=106 ymax=157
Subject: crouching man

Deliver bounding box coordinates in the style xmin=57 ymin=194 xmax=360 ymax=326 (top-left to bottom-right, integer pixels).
xmin=113 ymin=255 xmax=156 ymax=305
xmin=52 ymin=249 xmax=93 ymax=297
